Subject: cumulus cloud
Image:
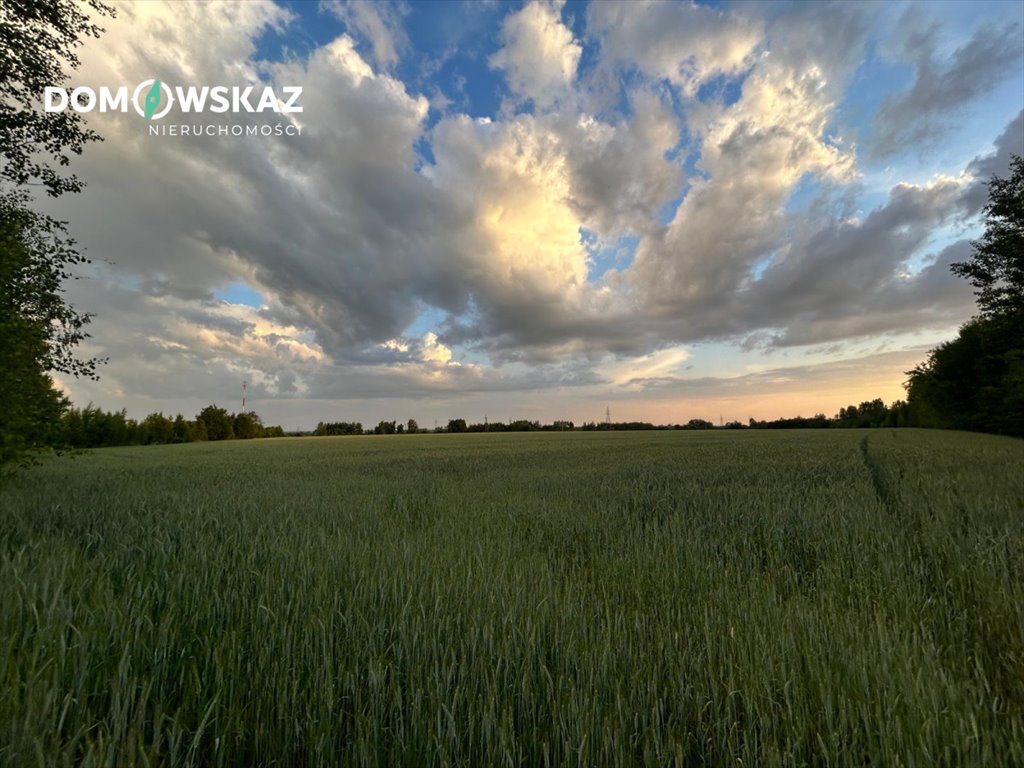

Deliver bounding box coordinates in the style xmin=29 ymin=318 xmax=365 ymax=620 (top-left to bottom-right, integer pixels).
xmin=423 ymin=112 xmax=646 ymax=360
xmin=557 ymin=88 xmax=684 ymax=238
xmin=417 ymin=332 xmax=454 ymax=366
xmin=322 ymin=0 xmax=410 ymax=71
xmin=489 ymin=0 xmax=582 ymax=109
xmin=587 ymin=0 xmax=762 ymax=96
xmin=52 ymin=4 xmax=457 ymax=353
xmin=625 ymin=2 xmax=867 ymax=323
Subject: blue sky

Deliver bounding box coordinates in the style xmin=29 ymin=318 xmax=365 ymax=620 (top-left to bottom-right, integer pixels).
xmin=46 ymin=0 xmax=1024 ymax=427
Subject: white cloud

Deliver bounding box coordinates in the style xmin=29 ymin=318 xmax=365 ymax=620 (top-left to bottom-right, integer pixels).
xmin=599 ymin=346 xmax=691 ymax=388
xmin=587 ymin=0 xmax=762 ymax=96
xmin=419 ymin=332 xmax=454 ymax=366
xmin=322 ymin=0 xmax=410 ymax=71
xmin=557 ymin=89 xmax=683 ymax=238
xmin=429 ymin=114 xmax=591 ymax=310
xmin=626 ymin=11 xmax=861 ymax=320
xmin=490 ymin=1 xmax=582 ymax=109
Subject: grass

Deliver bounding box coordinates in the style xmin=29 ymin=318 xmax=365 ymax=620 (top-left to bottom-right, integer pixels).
xmin=1 ymin=429 xmax=1022 ymax=766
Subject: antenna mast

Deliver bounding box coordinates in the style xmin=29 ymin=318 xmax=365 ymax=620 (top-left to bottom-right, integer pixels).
xmin=241 ymin=381 xmax=247 ymax=413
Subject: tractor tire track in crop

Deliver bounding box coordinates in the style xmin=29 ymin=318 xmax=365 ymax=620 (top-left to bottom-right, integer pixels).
xmin=860 ymin=434 xmax=898 ymax=514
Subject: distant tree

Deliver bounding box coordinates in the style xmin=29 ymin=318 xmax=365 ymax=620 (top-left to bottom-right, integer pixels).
xmin=315 ymin=420 xmax=363 ymax=436
xmin=197 ymin=405 xmax=234 ymax=441
xmin=507 ymin=419 xmax=541 ymax=432
xmin=60 ymin=406 xmax=85 ymax=447
xmin=233 ymin=411 xmax=264 ymax=439
xmin=171 ymin=414 xmax=190 ymax=443
xmin=838 ymin=399 xmax=889 ymax=428
xmin=447 ymin=418 xmax=467 ymax=433
xmin=888 ymin=400 xmax=911 ymax=428
xmin=683 ymin=419 xmax=715 ymax=430
xmin=141 ymin=412 xmax=174 ymax=444
xmin=407 ymin=418 xmax=419 ymax=434
xmin=73 ymin=406 xmax=132 ymax=447
xmin=190 ymin=417 xmax=208 ymax=442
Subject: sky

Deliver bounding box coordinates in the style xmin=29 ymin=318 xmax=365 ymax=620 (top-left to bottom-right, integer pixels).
xmin=41 ymin=0 xmax=1024 ymax=429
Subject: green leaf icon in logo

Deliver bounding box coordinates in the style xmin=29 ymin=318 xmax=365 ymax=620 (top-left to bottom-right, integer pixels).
xmin=144 ymin=79 xmax=162 ymax=120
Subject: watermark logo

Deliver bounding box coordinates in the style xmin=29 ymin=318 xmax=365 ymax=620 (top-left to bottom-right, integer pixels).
xmin=143 ymin=79 xmax=164 ymax=120
xmin=44 ymin=79 xmax=304 ymax=137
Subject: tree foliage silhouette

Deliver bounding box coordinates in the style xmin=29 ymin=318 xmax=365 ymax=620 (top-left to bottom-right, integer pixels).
xmin=0 ymin=0 xmax=113 ymax=468
xmin=952 ymin=155 xmax=1024 ymax=318
xmin=907 ymin=156 xmax=1024 ymax=436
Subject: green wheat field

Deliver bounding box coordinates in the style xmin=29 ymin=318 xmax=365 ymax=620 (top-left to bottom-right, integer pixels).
xmin=2 ymin=429 xmax=1022 ymax=766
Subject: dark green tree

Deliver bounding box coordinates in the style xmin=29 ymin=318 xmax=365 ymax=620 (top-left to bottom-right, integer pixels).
xmin=951 ymin=155 xmax=1024 ymax=318
xmin=197 ymin=405 xmax=234 ymax=441
xmin=907 ymin=157 xmax=1024 ymax=436
xmin=1 ymin=195 xmax=97 ymax=465
xmin=190 ymin=417 xmax=208 ymax=442
xmin=141 ymin=412 xmax=174 ymax=444
xmin=374 ymin=420 xmax=397 ymax=435
xmin=1 ymin=0 xmax=114 ymax=197
xmin=683 ymin=419 xmax=715 ymax=430
xmin=1 ymin=0 xmax=113 ymax=468
xmin=233 ymin=411 xmax=264 ymax=440
xmin=171 ymin=414 xmax=190 ymax=443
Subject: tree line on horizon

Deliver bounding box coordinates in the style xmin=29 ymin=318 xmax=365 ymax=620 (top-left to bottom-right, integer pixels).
xmin=54 ymin=404 xmax=286 ymax=449
xmin=309 ymin=398 xmax=913 ymax=437
xmin=0 ymin=394 xmax=921 ymax=455
xmin=22 ymin=393 xmax=924 ymax=453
